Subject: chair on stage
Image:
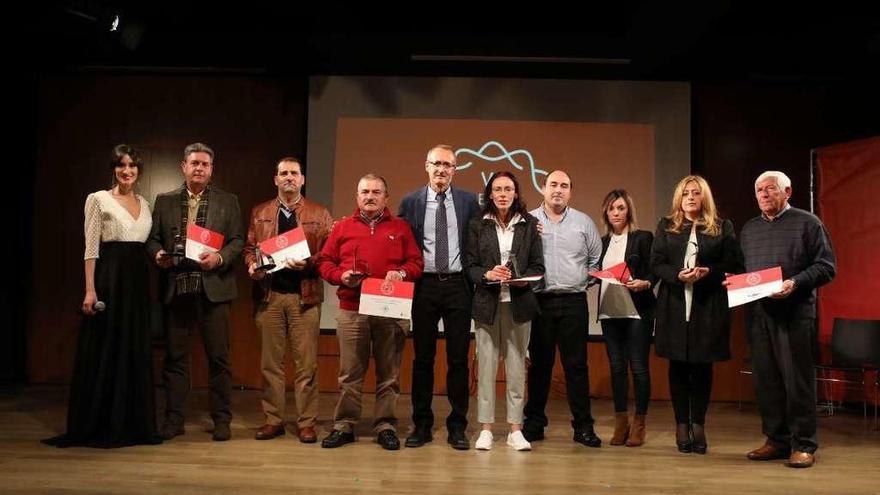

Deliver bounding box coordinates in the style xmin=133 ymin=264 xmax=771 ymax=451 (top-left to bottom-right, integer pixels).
xmin=813 ymin=318 xmax=880 ymax=426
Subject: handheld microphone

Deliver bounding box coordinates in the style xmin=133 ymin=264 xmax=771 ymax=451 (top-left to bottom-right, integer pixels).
xmin=79 ymin=300 xmax=105 ymax=314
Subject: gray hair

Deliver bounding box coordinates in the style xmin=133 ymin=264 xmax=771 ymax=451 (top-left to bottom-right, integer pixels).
xmin=755 ymin=170 xmax=791 ymax=191
xmin=426 ymin=144 xmax=455 ymax=160
xmin=183 ymin=142 xmax=215 ymax=162
xmin=358 ymin=173 xmax=389 ymax=194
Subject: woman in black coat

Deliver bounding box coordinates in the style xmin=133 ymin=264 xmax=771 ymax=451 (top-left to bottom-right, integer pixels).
xmin=466 ymin=171 xmax=544 ymax=451
xmin=597 ymin=189 xmax=657 ymax=447
xmin=651 ymin=175 xmax=743 ymax=455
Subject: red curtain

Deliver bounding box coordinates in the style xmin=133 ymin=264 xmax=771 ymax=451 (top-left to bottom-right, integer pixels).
xmin=815 ymin=136 xmax=880 ymax=344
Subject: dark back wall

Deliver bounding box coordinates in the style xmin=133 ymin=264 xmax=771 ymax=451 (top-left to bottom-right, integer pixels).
xmin=27 ymin=74 xmax=306 ymax=388
xmin=9 ymin=74 xmax=875 ymax=401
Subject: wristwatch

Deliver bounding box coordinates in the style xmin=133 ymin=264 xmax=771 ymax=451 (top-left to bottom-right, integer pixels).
xmin=397 ymin=269 xmax=406 ymax=280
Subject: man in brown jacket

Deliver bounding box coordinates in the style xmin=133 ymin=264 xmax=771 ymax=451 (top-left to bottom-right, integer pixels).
xmin=243 ymin=157 xmax=334 ymax=442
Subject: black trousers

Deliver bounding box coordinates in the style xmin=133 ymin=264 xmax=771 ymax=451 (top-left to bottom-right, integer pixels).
xmin=748 ymin=305 xmax=818 ymax=453
xmin=668 ymin=360 xmax=713 ymax=425
xmin=601 ymin=318 xmax=652 ymax=415
xmin=410 ymin=273 xmax=472 ymax=431
xmin=523 ymin=293 xmax=594 ymax=431
xmin=163 ymin=293 xmax=232 ymax=426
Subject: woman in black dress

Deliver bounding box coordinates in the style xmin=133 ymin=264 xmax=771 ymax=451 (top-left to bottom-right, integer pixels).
xmin=43 ymin=144 xmax=161 ymax=448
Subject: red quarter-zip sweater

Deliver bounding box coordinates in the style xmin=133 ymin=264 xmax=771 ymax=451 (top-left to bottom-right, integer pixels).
xmin=317 ymin=207 xmax=424 ymax=311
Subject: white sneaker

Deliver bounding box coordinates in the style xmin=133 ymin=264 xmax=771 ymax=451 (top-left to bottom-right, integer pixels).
xmin=475 ymin=430 xmax=493 ymax=450
xmin=507 ymin=431 xmax=532 ymax=451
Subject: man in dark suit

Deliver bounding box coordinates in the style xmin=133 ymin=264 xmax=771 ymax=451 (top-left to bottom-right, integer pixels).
xmin=146 ymin=142 xmax=244 ymax=442
xmin=398 ymin=144 xmax=480 ymax=450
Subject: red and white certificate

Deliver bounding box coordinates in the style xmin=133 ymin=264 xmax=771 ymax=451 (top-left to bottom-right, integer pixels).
xmin=588 ymin=261 xmax=630 ymax=285
xmin=359 ymin=278 xmax=415 ymax=319
xmin=186 ymin=224 xmax=224 ymax=262
xmin=726 ymin=267 xmax=783 ymax=308
xmin=258 ymin=227 xmax=311 ymax=273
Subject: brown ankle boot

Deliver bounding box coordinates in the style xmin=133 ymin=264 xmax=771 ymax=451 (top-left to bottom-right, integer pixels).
xmin=626 ymin=414 xmax=646 ymax=447
xmin=610 ymin=412 xmax=630 ymax=445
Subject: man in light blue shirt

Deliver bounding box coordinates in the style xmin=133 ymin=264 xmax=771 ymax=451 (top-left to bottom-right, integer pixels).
xmin=522 ymin=169 xmax=603 ymax=447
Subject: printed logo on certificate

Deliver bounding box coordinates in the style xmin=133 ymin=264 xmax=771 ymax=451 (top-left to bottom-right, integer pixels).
xmin=726 ymin=267 xmax=783 ymax=308
xmin=359 ymin=278 xmax=415 ymax=319
xmin=258 ymin=227 xmax=311 ymax=273
xmin=185 ymin=224 xmax=224 ymax=262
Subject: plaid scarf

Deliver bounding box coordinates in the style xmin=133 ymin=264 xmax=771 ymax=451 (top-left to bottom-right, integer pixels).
xmin=174 ymin=185 xmax=210 ymax=297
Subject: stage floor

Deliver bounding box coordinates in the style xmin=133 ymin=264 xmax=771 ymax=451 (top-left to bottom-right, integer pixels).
xmin=1 ymin=387 xmax=878 ymax=494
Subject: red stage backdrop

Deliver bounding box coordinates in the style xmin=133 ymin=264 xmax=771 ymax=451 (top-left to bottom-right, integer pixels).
xmin=815 ymin=136 xmax=880 ymax=343
xmin=815 ymin=136 xmax=880 ymax=405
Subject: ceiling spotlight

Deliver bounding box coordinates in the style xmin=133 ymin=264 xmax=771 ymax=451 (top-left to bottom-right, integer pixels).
xmin=110 ymin=14 xmax=120 ymax=32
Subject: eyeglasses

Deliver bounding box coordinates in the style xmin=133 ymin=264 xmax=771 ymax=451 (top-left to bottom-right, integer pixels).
xmin=491 ymin=187 xmax=515 ymax=194
xmin=427 ymin=161 xmax=456 ymax=169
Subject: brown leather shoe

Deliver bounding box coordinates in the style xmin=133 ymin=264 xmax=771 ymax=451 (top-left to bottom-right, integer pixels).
xmin=747 ymin=441 xmax=791 ymax=461
xmin=610 ymin=412 xmax=629 ymax=446
xmin=254 ymin=424 xmax=285 ymax=440
xmin=787 ymin=451 xmax=815 ymax=468
xmin=297 ymin=426 xmax=317 ymax=443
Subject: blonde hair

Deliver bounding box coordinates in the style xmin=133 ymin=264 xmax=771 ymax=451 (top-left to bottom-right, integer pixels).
xmin=665 ymin=175 xmax=721 ymax=236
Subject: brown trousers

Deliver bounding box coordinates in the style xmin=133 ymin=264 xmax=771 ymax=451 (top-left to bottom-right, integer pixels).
xmin=333 ymin=309 xmax=408 ymax=433
xmin=255 ymin=291 xmax=320 ymax=429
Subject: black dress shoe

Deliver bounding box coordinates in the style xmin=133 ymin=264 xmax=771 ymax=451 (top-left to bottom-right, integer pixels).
xmin=521 ymin=428 xmax=545 ymax=443
xmin=212 ymin=423 xmax=231 ymax=442
xmin=675 ymin=423 xmax=692 ymax=453
xmin=691 ymin=423 xmax=707 ymax=455
xmin=376 ymin=430 xmax=400 ymax=450
xmin=573 ymin=427 xmax=602 ymax=448
xmin=321 ymin=430 xmax=355 ymax=448
xmin=447 ymin=430 xmax=470 ymax=450
xmin=159 ymin=422 xmax=185 ymax=440
xmin=405 ymin=426 xmax=433 ymax=448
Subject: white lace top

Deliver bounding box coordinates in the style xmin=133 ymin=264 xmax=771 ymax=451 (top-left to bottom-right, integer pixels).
xmin=84 ymin=190 xmax=152 ymax=260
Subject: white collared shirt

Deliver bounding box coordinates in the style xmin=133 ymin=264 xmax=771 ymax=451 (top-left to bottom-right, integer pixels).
xmin=486 ymin=212 xmax=525 ymax=302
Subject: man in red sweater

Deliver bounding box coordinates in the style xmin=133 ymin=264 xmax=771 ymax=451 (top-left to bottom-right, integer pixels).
xmin=317 ymin=173 xmax=423 ymax=450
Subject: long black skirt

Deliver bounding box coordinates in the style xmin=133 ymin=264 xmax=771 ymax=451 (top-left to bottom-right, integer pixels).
xmin=43 ymin=242 xmax=162 ymax=448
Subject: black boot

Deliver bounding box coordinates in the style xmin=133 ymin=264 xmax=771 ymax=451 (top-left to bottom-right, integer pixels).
xmin=691 ymin=423 xmax=707 ymax=455
xmin=675 ymin=423 xmax=692 ymax=453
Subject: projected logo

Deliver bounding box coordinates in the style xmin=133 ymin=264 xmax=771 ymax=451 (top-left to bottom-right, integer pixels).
xmin=455 ymin=141 xmax=548 ymax=194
